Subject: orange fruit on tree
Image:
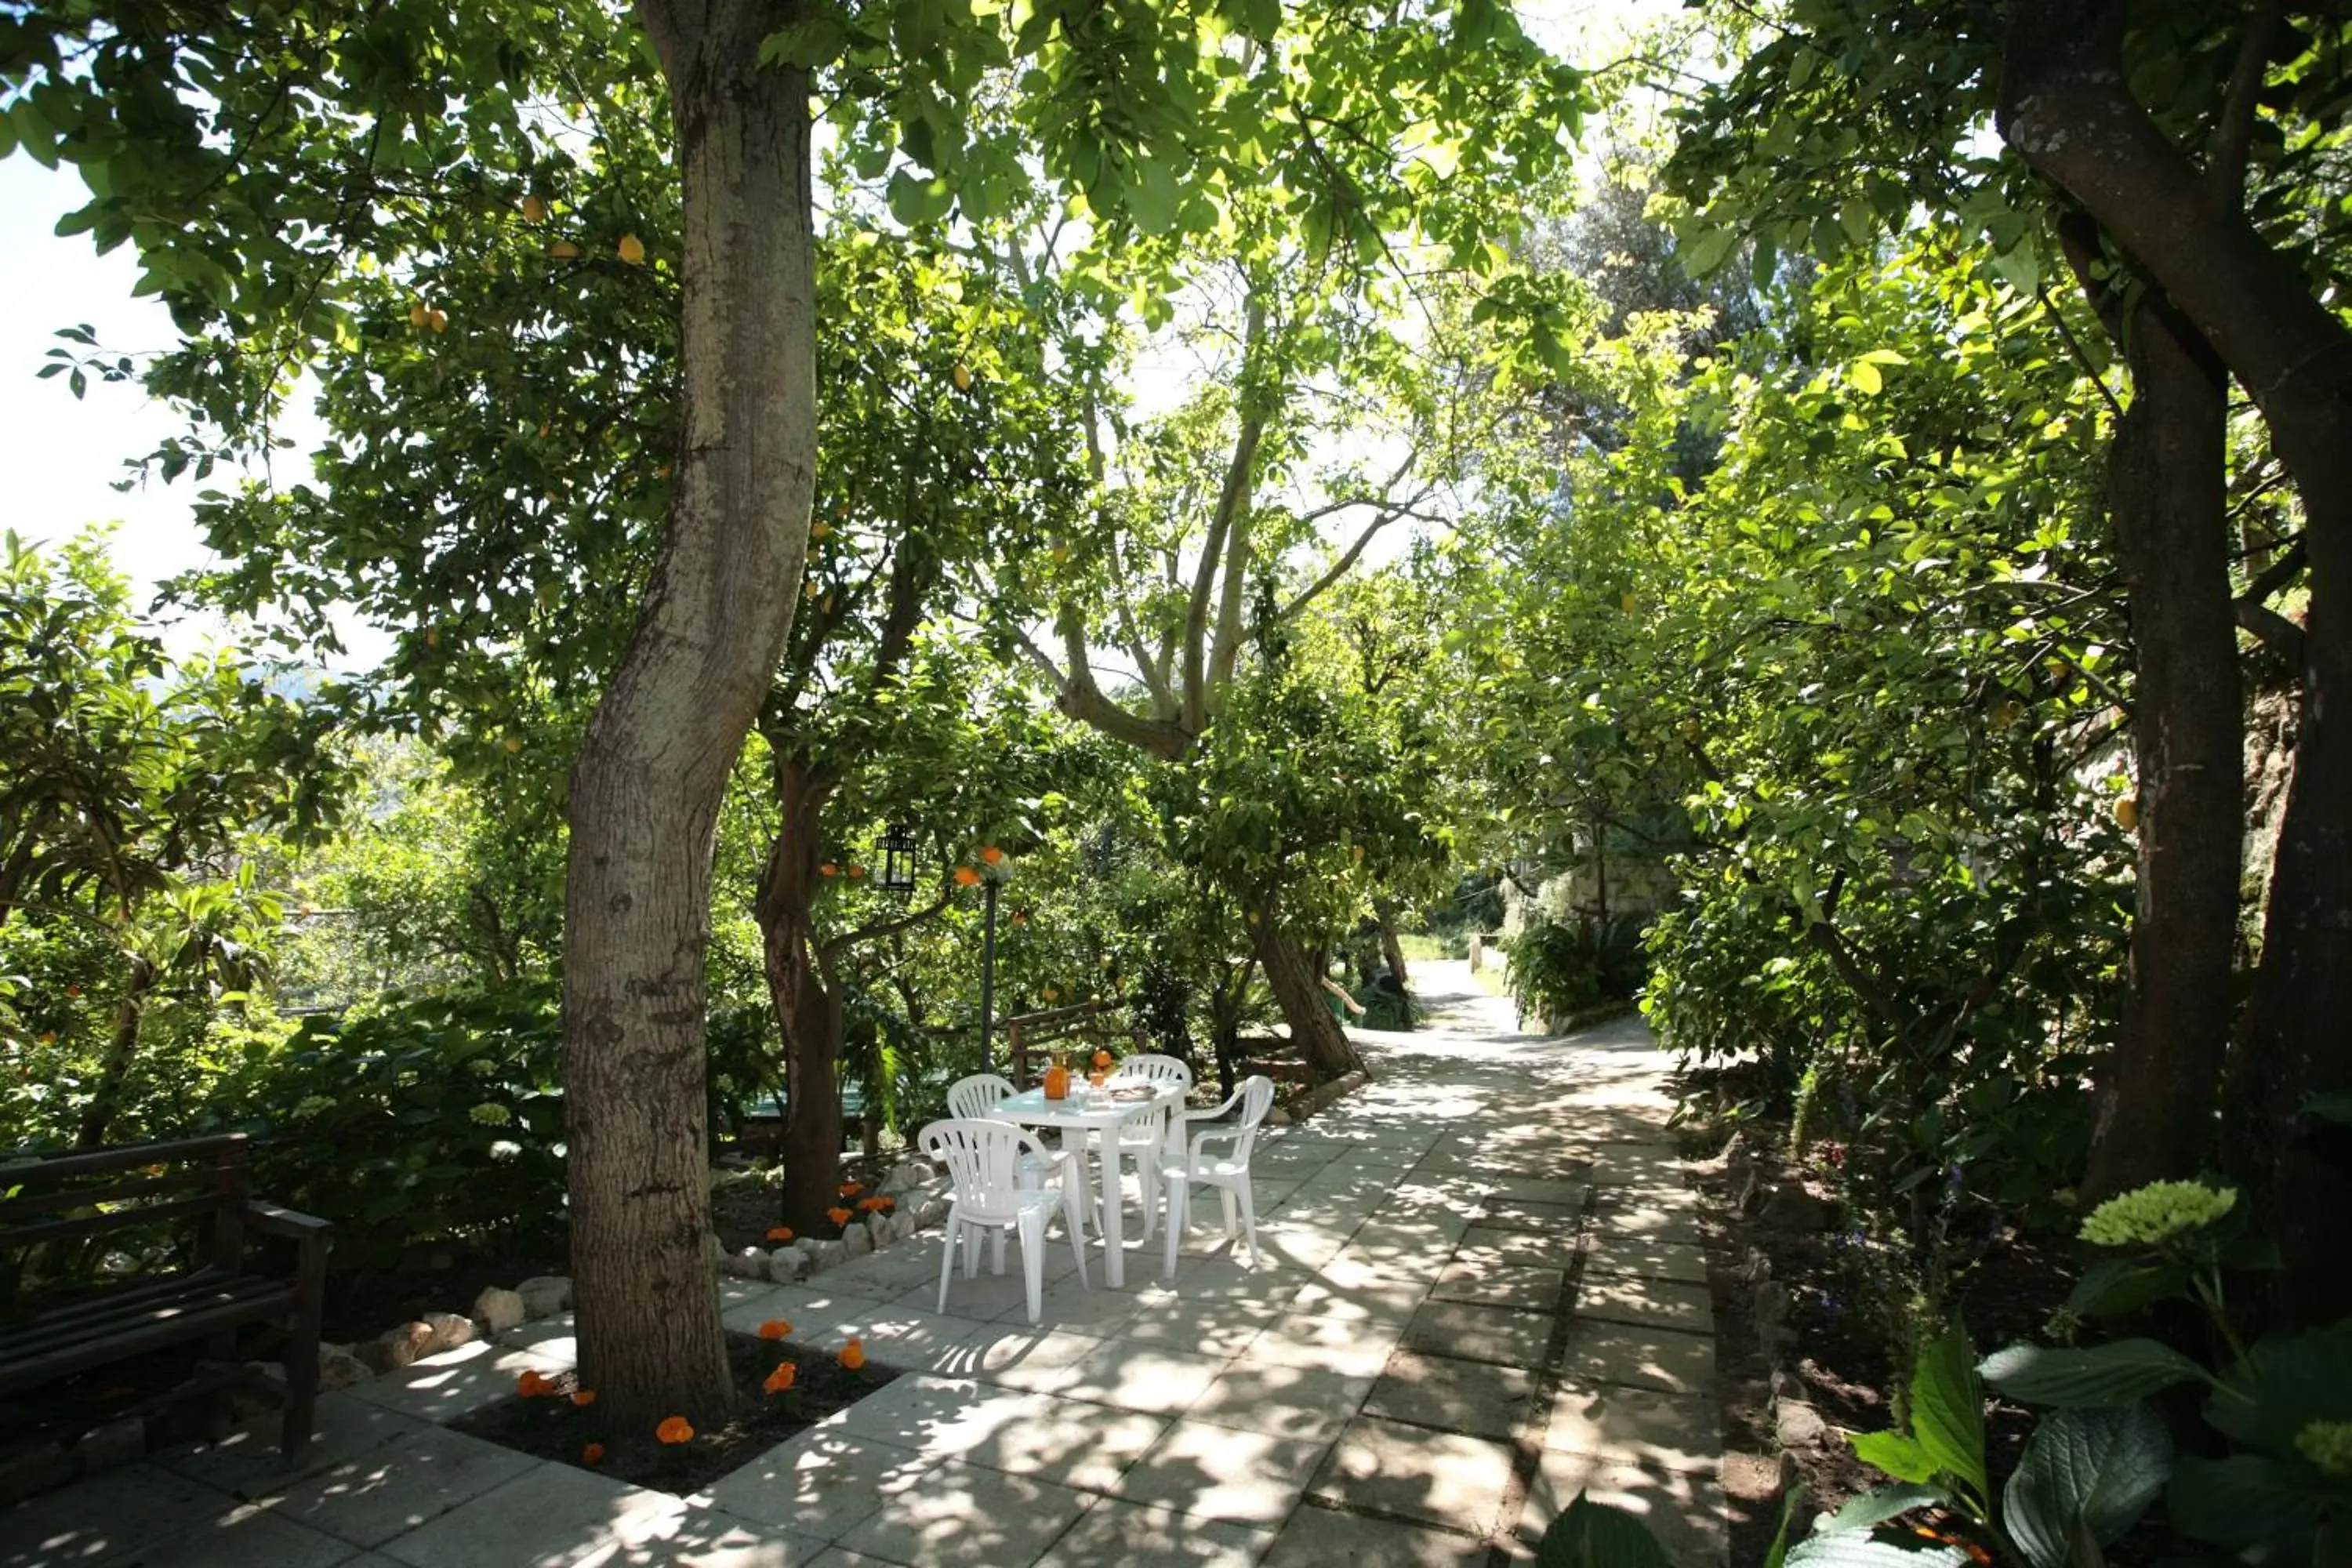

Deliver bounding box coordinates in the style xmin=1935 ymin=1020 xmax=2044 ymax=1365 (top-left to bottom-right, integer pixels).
xmin=954 ymin=865 xmax=981 ymax=887
xmin=847 ymin=864 xmax=866 ymax=878
xmin=820 ymin=862 xmax=839 ymax=877
xmin=617 ymin=233 xmax=647 ymax=265
xmin=549 ymin=238 xmax=581 ymax=260
xmin=981 ymin=846 xmax=1004 ymax=866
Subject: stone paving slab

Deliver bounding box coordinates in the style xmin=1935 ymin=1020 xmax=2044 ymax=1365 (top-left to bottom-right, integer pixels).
xmin=1109 ymin=1417 xmax=1330 ymax=1525
xmin=1544 ymin=1383 xmax=1722 ymax=1475
xmin=1364 ymin=1347 xmax=1541 ymax=1440
xmin=1261 ymin=1501 xmax=1490 ymax=1566
xmin=1523 ymin=1450 xmax=1727 ymax=1568
xmin=1032 ymin=1496 xmax=1275 ymax=1568
xmin=1306 ymin=1414 xmax=1523 ymax=1536
xmin=1559 ymin=1319 xmax=1717 ymax=1397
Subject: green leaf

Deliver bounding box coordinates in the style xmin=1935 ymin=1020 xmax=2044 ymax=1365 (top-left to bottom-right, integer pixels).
xmin=1817 ymin=1483 xmax=1944 ymax=1534
xmin=1980 ymin=1341 xmax=2209 ymax=1408
xmin=1849 ymin=359 xmax=1883 ymax=395
xmin=1682 ymin=226 xmax=1737 ymax=276
xmin=1913 ymin=1321 xmax=1988 ymax=1499
xmin=1850 ymin=1430 xmax=1938 ymax=1483
xmin=1785 ymin=1534 xmax=1972 ymax=1568
xmin=2002 ymin=1404 xmax=2172 ymax=1568
xmin=2166 ymin=1455 xmax=2327 ymax=1548
xmin=2064 ymin=1259 xmax=2190 ymax=1317
xmin=1535 ymin=1491 xmax=1674 ymax=1568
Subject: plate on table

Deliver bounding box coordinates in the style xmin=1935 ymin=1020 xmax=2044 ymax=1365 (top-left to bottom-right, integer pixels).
xmin=1107 ymin=1084 xmax=1158 ymax=1103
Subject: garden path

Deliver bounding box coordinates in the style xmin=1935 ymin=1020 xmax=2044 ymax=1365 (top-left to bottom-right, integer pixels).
xmin=2 ymin=961 xmax=1725 ymax=1568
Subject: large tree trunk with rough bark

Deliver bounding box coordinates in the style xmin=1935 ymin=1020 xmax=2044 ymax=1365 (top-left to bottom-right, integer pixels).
xmin=2002 ymin=0 xmax=2352 ymax=1323
xmin=1255 ymin=924 xmax=1362 ymax=1081
xmin=2060 ymin=247 xmax=2241 ymax=1202
xmin=756 ymin=756 xmax=848 ymax=1236
xmin=562 ymin=2 xmax=817 ymax=1425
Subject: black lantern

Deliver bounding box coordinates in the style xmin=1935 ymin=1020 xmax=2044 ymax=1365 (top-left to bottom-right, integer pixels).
xmin=880 ymin=824 xmax=917 ymax=898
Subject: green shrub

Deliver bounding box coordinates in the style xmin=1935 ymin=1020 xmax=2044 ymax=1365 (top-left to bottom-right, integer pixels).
xmin=1504 ymin=914 xmax=1648 ymax=1026
xmin=206 ymin=983 xmax=567 ymax=1269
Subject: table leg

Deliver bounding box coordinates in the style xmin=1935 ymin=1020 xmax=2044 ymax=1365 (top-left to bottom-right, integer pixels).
xmin=1099 ymin=1126 xmax=1125 ymax=1288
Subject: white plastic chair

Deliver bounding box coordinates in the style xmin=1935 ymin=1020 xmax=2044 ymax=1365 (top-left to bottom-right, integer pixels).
xmin=949 ymin=1071 xmax=1096 ymax=1231
xmin=920 ymin=1118 xmax=1090 ymax=1323
xmin=1110 ymin=1054 xmax=1192 ymax=1239
xmin=1160 ymin=1075 xmax=1277 ymax=1278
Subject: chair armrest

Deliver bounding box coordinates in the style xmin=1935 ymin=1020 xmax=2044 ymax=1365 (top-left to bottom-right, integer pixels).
xmin=245 ymin=1200 xmax=332 ymax=1242
xmin=1186 ymin=1125 xmax=1245 ymax=1163
xmin=1183 ymin=1083 xmax=1247 ymax=1127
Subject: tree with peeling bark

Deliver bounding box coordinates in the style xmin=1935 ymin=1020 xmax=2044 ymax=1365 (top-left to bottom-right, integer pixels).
xmin=1661 ymin=0 xmax=2352 ymax=1317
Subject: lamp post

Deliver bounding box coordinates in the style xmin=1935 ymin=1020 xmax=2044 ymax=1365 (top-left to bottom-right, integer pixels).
xmin=978 ymin=872 xmax=1000 ymax=1076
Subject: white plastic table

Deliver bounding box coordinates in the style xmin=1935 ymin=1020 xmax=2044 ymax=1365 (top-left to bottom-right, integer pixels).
xmin=988 ymin=1077 xmax=1181 ymax=1288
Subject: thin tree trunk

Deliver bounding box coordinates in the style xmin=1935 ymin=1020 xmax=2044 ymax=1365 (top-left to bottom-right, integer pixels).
xmin=756 ymin=757 xmax=847 ymax=1235
xmin=1373 ymin=897 xmax=1410 ymax=987
xmin=2064 ymin=262 xmax=2241 ymax=1203
xmin=2002 ymin=0 xmax=2352 ymax=1327
xmin=76 ymin=953 xmax=157 ymax=1149
xmin=562 ymin=1 xmax=817 ymax=1425
xmin=1255 ymin=924 xmax=1363 ymax=1081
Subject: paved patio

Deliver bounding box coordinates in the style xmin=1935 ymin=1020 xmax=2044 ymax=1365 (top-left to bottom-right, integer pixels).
xmin=2 ymin=963 xmax=1725 ymax=1567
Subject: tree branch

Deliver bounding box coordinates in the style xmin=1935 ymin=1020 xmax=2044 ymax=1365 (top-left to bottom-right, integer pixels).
xmin=2210 ymin=0 xmax=2279 ymax=211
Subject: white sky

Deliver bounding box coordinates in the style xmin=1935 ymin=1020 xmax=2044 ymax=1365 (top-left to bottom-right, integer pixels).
xmin=0 ymin=0 xmax=1668 ymax=666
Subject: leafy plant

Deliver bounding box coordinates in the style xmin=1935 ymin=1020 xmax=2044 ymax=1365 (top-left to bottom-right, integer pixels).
xmin=1504 ymin=914 xmax=1649 ymax=1027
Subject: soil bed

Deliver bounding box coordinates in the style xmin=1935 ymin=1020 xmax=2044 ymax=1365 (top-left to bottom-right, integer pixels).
xmin=452 ymin=1331 xmax=898 ymax=1494
xmin=1679 ymin=1074 xmax=2080 ymax=1566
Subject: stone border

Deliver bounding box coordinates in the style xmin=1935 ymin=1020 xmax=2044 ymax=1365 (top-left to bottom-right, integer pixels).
xmin=1287 ymin=1067 xmax=1370 ymax=1123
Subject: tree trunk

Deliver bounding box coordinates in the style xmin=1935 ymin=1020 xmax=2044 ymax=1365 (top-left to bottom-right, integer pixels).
xmin=76 ymin=953 xmax=157 ymax=1149
xmin=1255 ymin=924 xmax=1363 ymax=1081
xmin=2073 ymin=275 xmax=2241 ymax=1203
xmin=1374 ymin=897 xmax=1410 ymax=987
xmin=561 ymin=2 xmax=817 ymax=1425
xmin=756 ymin=756 xmax=847 ymax=1236
xmin=2002 ymin=0 xmax=2352 ymax=1328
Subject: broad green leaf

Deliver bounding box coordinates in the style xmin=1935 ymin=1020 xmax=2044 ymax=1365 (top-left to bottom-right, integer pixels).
xmin=2064 ymin=1259 xmax=2190 ymax=1318
xmin=1535 ymin=1491 xmax=1674 ymax=1568
xmin=2166 ymin=1455 xmax=2327 ymax=1548
xmin=1912 ymin=1321 xmax=1988 ymax=1500
xmin=1682 ymin=226 xmax=1737 ymax=276
xmin=1980 ymin=1341 xmax=2209 ymax=1408
xmin=2002 ymin=1405 xmax=2172 ymax=1568
xmin=1786 ymin=1533 xmax=1971 ymax=1568
xmin=1849 ymin=359 xmax=1883 ymax=394
xmin=1817 ymin=1482 xmax=1944 ymax=1534
xmin=1849 ymin=1429 xmax=1938 ymax=1483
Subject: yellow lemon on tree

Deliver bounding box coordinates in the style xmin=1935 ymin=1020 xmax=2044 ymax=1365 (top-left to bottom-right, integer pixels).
xmin=521 ymin=194 xmax=549 ymax=223
xmin=427 ymin=308 xmax=448 ymax=332
xmin=503 ymin=735 xmax=523 ymax=753
xmin=408 ymin=303 xmax=430 ymax=328
xmin=1621 ymin=591 xmax=1637 ymax=613
xmin=810 ymin=520 xmax=832 ymax=540
xmin=549 ymin=238 xmax=581 ymax=260
xmin=617 ymin=233 xmax=647 ymax=265
xmin=951 ymin=362 xmax=973 ymax=391
xmin=2114 ymin=796 xmax=2140 ymax=831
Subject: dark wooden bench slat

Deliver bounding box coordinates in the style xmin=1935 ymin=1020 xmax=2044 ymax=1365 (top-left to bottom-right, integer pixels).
xmin=2 ymin=1194 xmax=232 ymax=1250
xmin=0 ymin=1173 xmax=230 ymax=1221
xmin=13 ymin=1265 xmax=237 ymax=1327
xmin=0 ymin=1134 xmax=252 ymax=1185
xmin=2 ymin=1273 xmax=285 ymax=1360
xmin=0 ymin=1286 xmax=299 ymax=1392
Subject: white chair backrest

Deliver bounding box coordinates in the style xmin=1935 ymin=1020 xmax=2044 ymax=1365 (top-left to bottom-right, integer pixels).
xmin=1120 ymin=1054 xmax=1192 ymax=1090
xmin=1226 ymin=1075 xmax=1278 ymax=1165
xmin=920 ymin=1118 xmax=1041 ymax=1222
xmin=947 ymin=1073 xmax=1016 ymax=1122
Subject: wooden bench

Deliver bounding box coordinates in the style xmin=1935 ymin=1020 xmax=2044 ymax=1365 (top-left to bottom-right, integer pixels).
xmin=1004 ymin=1000 xmax=1152 ymax=1090
xmin=1 ymin=1134 xmax=330 ymax=1463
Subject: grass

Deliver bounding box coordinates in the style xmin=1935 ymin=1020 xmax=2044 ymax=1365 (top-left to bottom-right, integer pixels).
xmin=1396 ymin=931 xmax=1465 ymax=961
